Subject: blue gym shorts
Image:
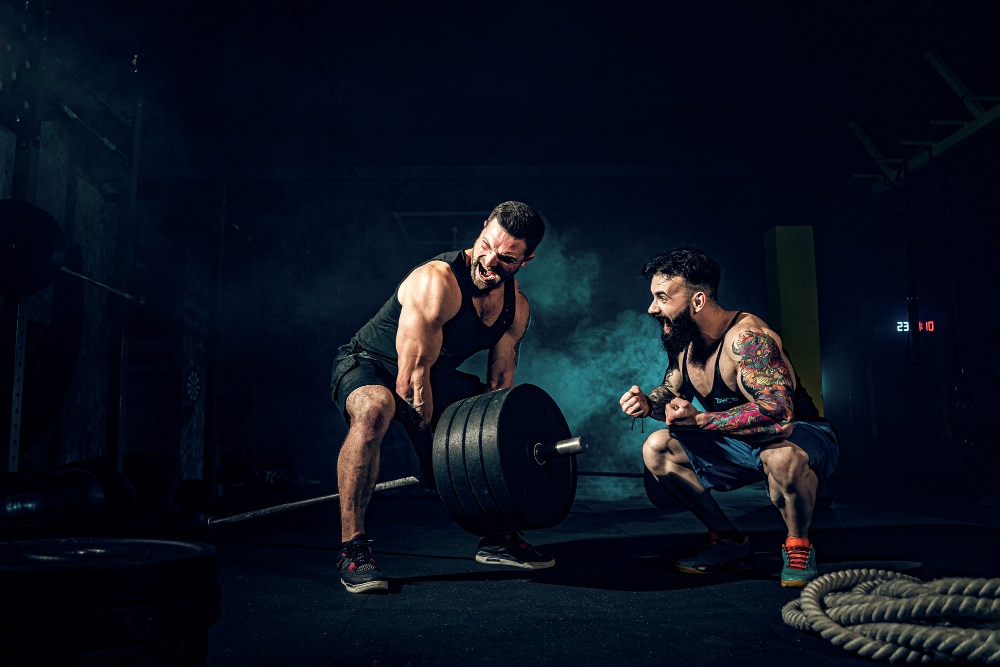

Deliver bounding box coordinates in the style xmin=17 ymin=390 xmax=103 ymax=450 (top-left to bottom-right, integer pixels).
xmin=672 ymin=421 xmax=839 ymax=493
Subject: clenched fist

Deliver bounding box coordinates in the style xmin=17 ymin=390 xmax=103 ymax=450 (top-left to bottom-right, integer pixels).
xmin=619 ymin=385 xmax=650 ymax=418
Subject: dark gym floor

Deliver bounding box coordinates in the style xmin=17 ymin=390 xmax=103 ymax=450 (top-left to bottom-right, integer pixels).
xmin=185 ymin=476 xmax=1000 ymax=667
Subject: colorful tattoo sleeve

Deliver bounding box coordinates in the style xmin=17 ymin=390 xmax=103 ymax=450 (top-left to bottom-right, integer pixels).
xmin=701 ymin=330 xmax=794 ymax=442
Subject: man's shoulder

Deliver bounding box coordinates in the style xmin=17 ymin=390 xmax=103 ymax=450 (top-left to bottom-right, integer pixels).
xmin=408 ymin=257 xmax=459 ymax=281
xmin=723 ymin=312 xmax=784 ymax=351
xmin=726 ymin=311 xmax=771 ymax=335
xmin=398 ymin=259 xmax=462 ymax=308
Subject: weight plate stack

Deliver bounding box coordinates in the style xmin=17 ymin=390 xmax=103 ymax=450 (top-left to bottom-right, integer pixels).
xmin=433 ymin=384 xmax=578 ymax=536
xmin=0 ymin=537 xmax=221 ymax=665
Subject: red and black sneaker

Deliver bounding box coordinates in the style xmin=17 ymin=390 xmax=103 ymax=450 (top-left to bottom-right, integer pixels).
xmin=338 ymin=534 xmax=389 ymax=593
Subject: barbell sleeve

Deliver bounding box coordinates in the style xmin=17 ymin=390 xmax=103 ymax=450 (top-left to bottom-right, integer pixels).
xmin=206 ymin=475 xmax=423 ymax=529
xmin=533 ymin=437 xmax=588 ymax=465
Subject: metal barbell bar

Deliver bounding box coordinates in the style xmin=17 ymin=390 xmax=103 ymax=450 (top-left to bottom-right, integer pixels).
xmin=206 ymin=475 xmax=423 ymax=529
xmin=1 ymin=199 xmax=175 ymax=338
xmin=59 ymin=266 xmax=145 ymax=305
xmin=206 ymin=432 xmax=591 ymax=531
xmin=1 ymin=198 xmax=140 ymax=303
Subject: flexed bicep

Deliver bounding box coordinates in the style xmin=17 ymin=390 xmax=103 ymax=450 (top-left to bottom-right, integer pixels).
xmin=735 ymin=330 xmax=795 ymax=424
xmin=396 ymin=263 xmax=461 ymax=425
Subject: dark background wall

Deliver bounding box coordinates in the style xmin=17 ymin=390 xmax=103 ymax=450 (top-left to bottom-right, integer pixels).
xmin=1 ymin=0 xmax=996 ymax=508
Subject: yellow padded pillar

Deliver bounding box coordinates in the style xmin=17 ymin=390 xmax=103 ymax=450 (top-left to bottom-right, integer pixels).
xmin=763 ymin=226 xmax=824 ymax=416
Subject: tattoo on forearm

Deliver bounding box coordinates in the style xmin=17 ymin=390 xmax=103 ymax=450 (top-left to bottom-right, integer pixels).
xmin=647 ymin=370 xmax=677 ymax=420
xmin=701 ymin=331 xmax=794 ymax=441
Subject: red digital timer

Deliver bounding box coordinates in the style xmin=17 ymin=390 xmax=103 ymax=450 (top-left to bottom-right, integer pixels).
xmin=896 ymin=321 xmax=935 ymax=332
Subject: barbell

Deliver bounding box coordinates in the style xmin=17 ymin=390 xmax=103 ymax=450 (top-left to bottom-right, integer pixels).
xmin=0 ymin=199 xmax=175 ymax=338
xmin=207 ymin=384 xmax=588 ymax=536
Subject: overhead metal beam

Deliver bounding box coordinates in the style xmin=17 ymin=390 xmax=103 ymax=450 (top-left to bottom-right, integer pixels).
xmin=851 ymin=50 xmax=1000 ymax=192
xmin=924 ymin=49 xmax=986 ymax=121
xmin=848 ymin=121 xmax=901 ymax=182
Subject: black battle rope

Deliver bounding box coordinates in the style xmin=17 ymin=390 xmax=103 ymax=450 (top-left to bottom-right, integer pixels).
xmin=782 ymin=569 xmax=1000 ymax=664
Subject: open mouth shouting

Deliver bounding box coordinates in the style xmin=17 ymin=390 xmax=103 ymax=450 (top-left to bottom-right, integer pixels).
xmin=472 ymin=260 xmax=502 ymax=289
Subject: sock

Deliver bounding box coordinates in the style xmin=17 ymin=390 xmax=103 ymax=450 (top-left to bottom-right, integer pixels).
xmin=785 ymin=536 xmax=810 ymax=549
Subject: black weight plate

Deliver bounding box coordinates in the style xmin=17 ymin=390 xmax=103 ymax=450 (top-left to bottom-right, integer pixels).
xmin=433 ymin=393 xmax=488 ymax=534
xmin=433 ymin=385 xmax=578 ymax=536
xmin=479 ymin=384 xmax=576 ymax=530
xmin=0 ymin=537 xmax=217 ymax=607
xmin=1 ymin=585 xmax=221 ymax=650
xmin=461 ymin=391 xmax=515 ymax=535
xmin=0 ymin=198 xmax=66 ymax=297
xmin=5 ymin=630 xmax=210 ymax=667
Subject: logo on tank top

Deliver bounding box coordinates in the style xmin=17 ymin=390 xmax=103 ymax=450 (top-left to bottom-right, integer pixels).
xmin=714 ymin=396 xmax=743 ymax=406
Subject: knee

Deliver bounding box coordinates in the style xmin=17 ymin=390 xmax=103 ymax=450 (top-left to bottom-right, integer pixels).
xmin=642 ymin=429 xmax=683 ymax=471
xmin=345 ymin=387 xmax=396 ymax=440
xmin=760 ymin=445 xmax=812 ymax=486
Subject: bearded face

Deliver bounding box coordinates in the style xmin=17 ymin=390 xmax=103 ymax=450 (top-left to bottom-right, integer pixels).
xmin=655 ymin=305 xmax=698 ymax=360
xmin=469 ymin=220 xmax=529 ymax=291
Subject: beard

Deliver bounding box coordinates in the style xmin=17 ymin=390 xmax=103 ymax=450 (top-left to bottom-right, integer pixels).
xmin=470 ymin=257 xmax=507 ymax=291
xmin=656 ymin=307 xmax=698 ymax=361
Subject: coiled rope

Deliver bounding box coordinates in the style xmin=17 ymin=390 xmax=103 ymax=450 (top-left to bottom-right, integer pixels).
xmin=782 ymin=569 xmax=1000 ymax=664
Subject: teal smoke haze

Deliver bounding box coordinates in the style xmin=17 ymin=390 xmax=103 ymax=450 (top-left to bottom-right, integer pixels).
xmin=465 ymin=227 xmax=667 ymax=501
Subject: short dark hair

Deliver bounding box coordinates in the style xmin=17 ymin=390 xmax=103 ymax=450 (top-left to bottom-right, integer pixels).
xmin=488 ymin=201 xmax=545 ymax=255
xmin=641 ymin=247 xmax=721 ymax=301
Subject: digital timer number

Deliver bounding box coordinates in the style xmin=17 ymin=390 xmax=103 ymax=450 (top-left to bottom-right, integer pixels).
xmin=896 ymin=321 xmax=935 ymax=332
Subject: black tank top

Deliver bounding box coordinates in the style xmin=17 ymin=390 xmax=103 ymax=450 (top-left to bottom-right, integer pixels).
xmin=350 ymin=249 xmax=517 ymax=374
xmin=679 ymin=312 xmax=824 ymax=422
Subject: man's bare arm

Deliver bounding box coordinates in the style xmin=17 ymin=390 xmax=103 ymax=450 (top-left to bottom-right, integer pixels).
xmin=646 ymin=365 xmax=682 ymax=421
xmin=486 ymin=284 xmax=530 ymax=391
xmin=396 ymin=263 xmax=461 ymax=427
xmin=698 ymin=330 xmax=795 ymax=441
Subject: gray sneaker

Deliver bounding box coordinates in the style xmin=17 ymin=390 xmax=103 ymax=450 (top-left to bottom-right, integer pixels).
xmin=475 ymin=532 xmax=555 ymax=570
xmin=675 ymin=532 xmax=755 ymax=574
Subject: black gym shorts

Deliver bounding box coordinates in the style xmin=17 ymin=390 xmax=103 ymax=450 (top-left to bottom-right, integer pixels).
xmin=329 ymin=342 xmax=487 ymax=428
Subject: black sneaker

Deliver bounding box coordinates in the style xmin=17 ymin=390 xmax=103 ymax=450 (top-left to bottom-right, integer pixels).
xmin=675 ymin=531 xmax=755 ymax=574
xmin=475 ymin=532 xmax=555 ymax=569
xmin=338 ymin=535 xmax=389 ymax=593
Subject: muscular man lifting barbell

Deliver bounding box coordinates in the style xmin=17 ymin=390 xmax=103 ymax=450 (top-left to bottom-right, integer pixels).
xmin=329 ymin=201 xmax=552 ymax=594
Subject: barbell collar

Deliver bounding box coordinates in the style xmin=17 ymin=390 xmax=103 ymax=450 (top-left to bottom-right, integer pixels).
xmin=533 ymin=436 xmax=588 ymax=465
